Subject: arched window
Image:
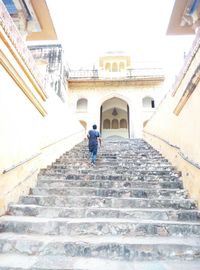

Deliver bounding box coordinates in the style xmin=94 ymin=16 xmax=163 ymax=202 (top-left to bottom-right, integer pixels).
xmin=103 ymin=119 xmax=110 ymax=129
xmin=120 ymin=119 xmax=127 ymax=128
xmin=112 ymin=63 xmax=118 ymax=72
xmin=112 ymin=119 xmax=119 ymax=129
xmin=142 ymin=97 xmax=155 ymax=109
xmin=77 ymin=98 xmax=88 ymax=112
xmin=105 ymin=63 xmax=111 ymax=71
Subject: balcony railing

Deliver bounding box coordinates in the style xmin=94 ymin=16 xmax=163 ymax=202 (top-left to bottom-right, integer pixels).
xmin=68 ymin=68 xmax=164 ymax=80
xmin=28 ymin=45 xmax=63 ymax=73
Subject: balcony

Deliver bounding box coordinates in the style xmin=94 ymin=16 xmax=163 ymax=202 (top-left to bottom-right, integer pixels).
xmin=68 ymin=68 xmax=164 ymax=81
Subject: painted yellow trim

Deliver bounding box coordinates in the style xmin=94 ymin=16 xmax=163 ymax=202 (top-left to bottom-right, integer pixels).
xmin=0 ymin=26 xmax=47 ymax=101
xmin=173 ymin=92 xmax=190 ymax=115
xmin=174 ymin=65 xmax=200 ymax=115
xmin=0 ymin=49 xmax=47 ymax=116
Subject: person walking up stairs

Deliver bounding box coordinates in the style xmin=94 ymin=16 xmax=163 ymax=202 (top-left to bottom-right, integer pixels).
xmin=0 ymin=139 xmax=200 ymax=269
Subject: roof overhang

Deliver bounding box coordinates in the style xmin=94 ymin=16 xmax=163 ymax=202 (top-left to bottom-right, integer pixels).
xmin=167 ymin=0 xmax=198 ymax=35
xmin=26 ymin=0 xmax=57 ymax=41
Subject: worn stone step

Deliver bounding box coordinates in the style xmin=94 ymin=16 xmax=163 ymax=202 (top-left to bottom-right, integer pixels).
xmin=18 ymin=195 xmax=196 ymax=209
xmin=38 ymin=172 xmax=181 ymax=181
xmin=58 ymin=152 xmax=167 ymax=157
xmin=41 ymin=167 xmax=177 ymax=176
xmin=71 ymin=150 xmax=162 ymax=153
xmin=56 ymin=158 xmax=169 ymax=166
xmin=30 ymin=187 xmax=187 ymax=199
xmin=8 ymin=205 xmax=200 ymax=221
xmin=37 ymin=179 xmax=183 ymax=189
xmin=63 ymin=149 xmax=163 ymax=155
xmin=1 ymin=138 xmax=198 ymax=267
xmin=0 ymin=233 xmax=200 ymax=261
xmin=1 ymin=216 xmax=200 ymax=237
xmin=0 ymin=254 xmax=200 ymax=270
xmin=50 ymin=162 xmax=174 ymax=169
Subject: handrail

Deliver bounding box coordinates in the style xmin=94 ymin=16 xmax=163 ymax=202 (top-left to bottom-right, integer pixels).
xmin=41 ymin=130 xmax=84 ymax=150
xmin=3 ymin=168 xmax=38 ymax=196
xmin=2 ymin=153 xmax=41 ymax=175
xmin=143 ymin=130 xmax=200 ymax=170
xmin=1 ymin=130 xmax=84 ymax=175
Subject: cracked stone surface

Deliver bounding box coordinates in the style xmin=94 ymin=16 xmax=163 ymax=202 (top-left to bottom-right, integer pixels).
xmin=0 ymin=139 xmax=200 ymax=269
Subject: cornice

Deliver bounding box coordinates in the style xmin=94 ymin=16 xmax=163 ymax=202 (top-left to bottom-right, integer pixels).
xmin=0 ymin=2 xmax=47 ymax=101
xmin=0 ymin=49 xmax=47 ymax=116
xmin=174 ymin=62 xmax=200 ymax=115
xmin=68 ymin=78 xmax=164 ymax=88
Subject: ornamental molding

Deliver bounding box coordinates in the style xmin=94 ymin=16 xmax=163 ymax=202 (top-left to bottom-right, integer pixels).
xmin=68 ymin=80 xmax=163 ymax=89
xmin=0 ymin=49 xmax=47 ymax=116
xmin=0 ymin=2 xmax=47 ymax=100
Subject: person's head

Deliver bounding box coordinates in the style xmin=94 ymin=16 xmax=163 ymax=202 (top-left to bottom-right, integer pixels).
xmin=92 ymin=124 xmax=97 ymax=130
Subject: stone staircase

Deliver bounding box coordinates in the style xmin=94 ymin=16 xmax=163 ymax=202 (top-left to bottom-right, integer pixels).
xmin=0 ymin=139 xmax=200 ymax=269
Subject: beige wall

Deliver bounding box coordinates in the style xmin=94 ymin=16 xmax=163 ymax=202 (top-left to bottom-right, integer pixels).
xmin=143 ymin=44 xmax=200 ymax=207
xmin=0 ymin=29 xmax=84 ymax=215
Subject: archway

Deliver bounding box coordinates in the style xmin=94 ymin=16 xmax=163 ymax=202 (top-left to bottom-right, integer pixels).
xmin=100 ymin=97 xmax=129 ymax=138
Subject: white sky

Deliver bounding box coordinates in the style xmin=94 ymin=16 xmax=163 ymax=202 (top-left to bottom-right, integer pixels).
xmin=46 ymin=0 xmax=194 ymax=75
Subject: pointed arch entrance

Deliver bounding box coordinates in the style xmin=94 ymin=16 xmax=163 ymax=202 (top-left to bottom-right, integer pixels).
xmin=100 ymin=97 xmax=130 ymax=138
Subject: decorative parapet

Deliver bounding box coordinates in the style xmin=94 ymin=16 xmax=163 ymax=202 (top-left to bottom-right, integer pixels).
xmin=68 ymin=68 xmax=164 ymax=81
xmin=0 ymin=1 xmax=46 ymax=98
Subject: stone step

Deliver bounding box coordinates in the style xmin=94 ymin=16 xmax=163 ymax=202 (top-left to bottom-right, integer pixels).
xmin=63 ymin=146 xmax=161 ymax=151
xmin=0 ymin=233 xmax=200 ymax=261
xmin=102 ymin=151 xmax=162 ymax=154
xmin=56 ymin=158 xmax=169 ymax=165
xmin=30 ymin=187 xmax=187 ymax=199
xmin=19 ymin=195 xmax=196 ymax=209
xmin=8 ymin=205 xmax=200 ymax=221
xmin=38 ymin=172 xmax=181 ymax=181
xmin=37 ymin=179 xmax=183 ymax=189
xmin=103 ymin=150 xmax=161 ymax=154
xmin=0 ymin=254 xmax=200 ymax=270
xmin=2 ymin=216 xmax=200 ymax=237
xmin=66 ymin=152 xmax=164 ymax=156
xmin=1 ymin=138 xmax=198 ymax=267
xmin=41 ymin=167 xmax=177 ymax=175
xmin=50 ymin=162 xmax=174 ymax=169
xmin=63 ymin=149 xmax=163 ymax=154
